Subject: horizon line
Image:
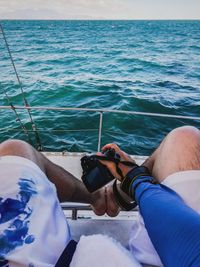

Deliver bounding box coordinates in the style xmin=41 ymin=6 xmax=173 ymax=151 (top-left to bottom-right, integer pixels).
xmin=1 ymin=18 xmax=200 ymax=21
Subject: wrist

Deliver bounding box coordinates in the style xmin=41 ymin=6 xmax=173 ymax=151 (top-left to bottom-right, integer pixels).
xmin=118 ymin=163 xmax=134 ymax=178
xmin=121 ymin=166 xmax=154 ymax=198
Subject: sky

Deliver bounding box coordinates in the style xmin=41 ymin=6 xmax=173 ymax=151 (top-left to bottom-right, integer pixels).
xmin=0 ymin=0 xmax=199 ymax=20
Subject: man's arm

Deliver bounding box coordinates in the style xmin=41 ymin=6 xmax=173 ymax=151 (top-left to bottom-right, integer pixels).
xmin=41 ymin=152 xmax=119 ymax=216
xmin=99 ymin=144 xmax=200 ymax=266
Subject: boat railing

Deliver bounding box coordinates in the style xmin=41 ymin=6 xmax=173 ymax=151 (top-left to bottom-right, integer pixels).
xmin=61 ymin=203 xmax=91 ymax=220
xmin=61 ymin=202 xmax=138 ymax=220
xmin=0 ymin=105 xmax=200 ymax=152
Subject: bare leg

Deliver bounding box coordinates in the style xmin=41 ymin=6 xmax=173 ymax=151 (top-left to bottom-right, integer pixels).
xmin=0 ymin=139 xmax=120 ymax=216
xmin=0 ymin=139 xmax=46 ymax=171
xmin=143 ymin=126 xmax=200 ymax=182
xmin=0 ymin=140 xmax=94 ymax=203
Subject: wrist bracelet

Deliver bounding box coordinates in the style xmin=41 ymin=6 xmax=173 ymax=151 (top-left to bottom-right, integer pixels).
xmin=121 ymin=166 xmax=157 ymax=199
xmin=113 ymin=180 xmax=137 ymax=211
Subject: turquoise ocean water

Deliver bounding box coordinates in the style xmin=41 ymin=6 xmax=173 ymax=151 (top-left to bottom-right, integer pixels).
xmin=0 ymin=20 xmax=200 ymax=155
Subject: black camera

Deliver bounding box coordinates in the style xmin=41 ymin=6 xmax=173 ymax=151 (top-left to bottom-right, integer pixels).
xmin=81 ymin=148 xmax=138 ymax=211
xmin=81 ymin=148 xmax=120 ymax=193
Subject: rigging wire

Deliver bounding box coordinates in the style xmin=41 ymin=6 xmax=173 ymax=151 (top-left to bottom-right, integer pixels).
xmin=0 ymin=83 xmax=33 ymax=144
xmin=0 ymin=127 xmax=99 ymax=133
xmin=0 ymin=23 xmax=43 ymax=151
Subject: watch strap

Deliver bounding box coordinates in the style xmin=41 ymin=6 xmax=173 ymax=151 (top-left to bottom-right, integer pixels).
xmin=121 ymin=166 xmax=157 ymax=198
xmin=113 ymin=180 xmax=137 ymax=211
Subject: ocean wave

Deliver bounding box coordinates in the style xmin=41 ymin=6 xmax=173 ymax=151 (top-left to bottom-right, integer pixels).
xmin=0 ymin=20 xmax=200 ymax=154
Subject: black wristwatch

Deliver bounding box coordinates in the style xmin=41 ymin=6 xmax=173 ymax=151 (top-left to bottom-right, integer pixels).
xmin=113 ymin=166 xmax=157 ymax=210
xmin=121 ymin=166 xmax=157 ymax=198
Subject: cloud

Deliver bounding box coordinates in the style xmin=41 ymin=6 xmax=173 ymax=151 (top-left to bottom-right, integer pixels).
xmin=0 ymin=0 xmax=199 ymax=19
xmin=0 ymin=0 xmax=130 ymax=19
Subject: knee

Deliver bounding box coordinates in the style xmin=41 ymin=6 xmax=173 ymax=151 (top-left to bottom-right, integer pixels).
xmin=167 ymin=126 xmax=200 ymax=148
xmin=0 ymin=139 xmax=46 ymax=173
xmin=0 ymin=139 xmax=31 ymax=156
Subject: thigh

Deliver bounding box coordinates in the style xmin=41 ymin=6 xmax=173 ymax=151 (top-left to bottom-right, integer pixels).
xmin=0 ymin=139 xmax=46 ymax=173
xmin=152 ymin=126 xmax=200 ymax=182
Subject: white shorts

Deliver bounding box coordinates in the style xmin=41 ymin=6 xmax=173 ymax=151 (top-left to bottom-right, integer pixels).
xmin=0 ymin=156 xmax=70 ymax=267
xmin=129 ymin=170 xmax=200 ymax=267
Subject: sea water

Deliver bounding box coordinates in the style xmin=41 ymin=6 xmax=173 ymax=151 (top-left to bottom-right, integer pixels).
xmin=0 ymin=20 xmax=199 ymax=155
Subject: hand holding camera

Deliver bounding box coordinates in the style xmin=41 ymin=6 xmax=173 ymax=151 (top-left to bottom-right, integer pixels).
xmin=81 ymin=144 xmax=137 ymax=192
xmin=81 ymin=144 xmax=140 ymax=211
xmin=99 ymin=144 xmax=137 ymax=180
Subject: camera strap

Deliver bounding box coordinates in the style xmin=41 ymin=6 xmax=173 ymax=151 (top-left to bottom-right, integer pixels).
xmin=94 ymin=155 xmax=138 ymax=180
xmin=94 ymin=155 xmax=143 ymax=211
xmin=113 ymin=180 xmax=137 ymax=211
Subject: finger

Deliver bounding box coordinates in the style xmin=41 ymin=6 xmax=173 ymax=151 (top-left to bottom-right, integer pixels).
xmin=102 ymin=143 xmax=120 ymax=152
xmin=96 ymin=151 xmax=121 ymax=179
xmin=98 ymin=147 xmax=132 ymax=180
xmin=96 ymin=152 xmax=103 ymax=156
xmin=102 ymin=144 xmax=125 ymax=159
xmin=102 ymin=144 xmax=135 ymax=163
xmin=100 ymin=160 xmax=120 ymax=179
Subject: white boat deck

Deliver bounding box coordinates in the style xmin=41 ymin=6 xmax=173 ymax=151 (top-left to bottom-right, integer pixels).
xmin=43 ymin=152 xmax=147 ymax=245
xmin=43 ymin=151 xmax=147 ymax=178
